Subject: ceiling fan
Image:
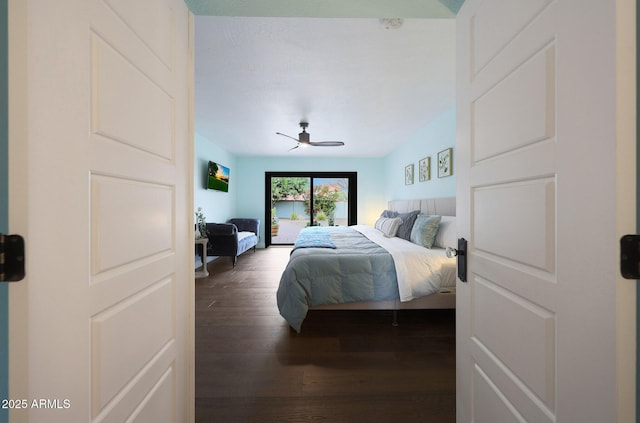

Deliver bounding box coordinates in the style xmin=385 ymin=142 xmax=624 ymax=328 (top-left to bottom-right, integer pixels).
xmin=276 ymin=122 xmax=345 ymax=151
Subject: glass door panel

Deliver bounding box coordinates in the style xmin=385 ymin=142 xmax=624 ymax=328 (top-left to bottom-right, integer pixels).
xmin=270 ymin=176 xmax=310 ymax=244
xmin=311 ymin=178 xmax=349 ymax=227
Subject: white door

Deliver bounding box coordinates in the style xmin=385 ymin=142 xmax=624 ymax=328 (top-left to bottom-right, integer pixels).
xmin=456 ymin=0 xmax=636 ymax=422
xmin=8 ymin=0 xmax=194 ymax=421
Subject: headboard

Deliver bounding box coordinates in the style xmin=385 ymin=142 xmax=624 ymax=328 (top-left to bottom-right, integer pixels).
xmin=388 ymin=197 xmax=456 ymax=217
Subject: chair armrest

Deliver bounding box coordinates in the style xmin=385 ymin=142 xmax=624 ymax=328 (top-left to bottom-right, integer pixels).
xmin=227 ymin=218 xmax=260 ymax=236
xmin=205 ymin=223 xmax=238 ymax=257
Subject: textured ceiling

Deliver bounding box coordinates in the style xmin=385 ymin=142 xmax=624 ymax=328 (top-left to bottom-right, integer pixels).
xmin=191 ymin=2 xmax=459 ymax=157
xmin=186 ymin=0 xmax=464 ymax=18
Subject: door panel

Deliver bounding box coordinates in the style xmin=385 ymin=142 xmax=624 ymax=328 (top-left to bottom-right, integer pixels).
xmin=91 ymin=34 xmax=174 ymax=159
xmin=472 ymin=365 xmax=526 ymax=423
xmin=91 ymin=279 xmax=175 ymax=415
xmin=8 ymin=0 xmax=193 ymax=421
xmin=90 ymin=176 xmax=173 ymax=274
xmin=472 ymin=276 xmax=555 ymax=406
xmin=471 ymin=0 xmax=552 ymax=75
xmin=473 ymin=47 xmax=555 ymax=162
xmin=102 ymin=0 xmax=174 ymax=69
xmin=457 ymin=0 xmax=634 ymax=421
xmin=473 ymin=179 xmax=555 ymax=272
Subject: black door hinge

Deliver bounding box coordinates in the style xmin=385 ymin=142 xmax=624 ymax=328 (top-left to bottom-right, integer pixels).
xmin=0 ymin=234 xmax=25 ymax=282
xmin=620 ymin=235 xmax=640 ymax=279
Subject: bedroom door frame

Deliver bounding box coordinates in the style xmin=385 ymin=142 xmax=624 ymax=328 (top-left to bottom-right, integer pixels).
xmin=265 ymin=172 xmax=358 ymax=246
xmin=637 ymin=0 xmax=640 ymax=416
xmin=0 ymin=0 xmax=8 ymax=421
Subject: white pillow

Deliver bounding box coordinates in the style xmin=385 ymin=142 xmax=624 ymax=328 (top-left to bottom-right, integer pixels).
xmin=374 ymin=216 xmax=403 ymax=237
xmin=433 ymin=216 xmax=456 ymax=248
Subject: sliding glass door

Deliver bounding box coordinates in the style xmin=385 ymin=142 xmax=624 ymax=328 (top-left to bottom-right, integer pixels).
xmin=265 ymin=172 xmax=357 ymax=246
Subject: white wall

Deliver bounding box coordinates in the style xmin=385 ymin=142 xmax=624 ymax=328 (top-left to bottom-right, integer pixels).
xmin=384 ymin=107 xmax=456 ymax=200
xmin=194 ymin=132 xmax=237 ymax=223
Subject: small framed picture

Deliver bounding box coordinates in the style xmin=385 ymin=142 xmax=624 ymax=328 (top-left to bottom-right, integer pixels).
xmin=419 ymin=157 xmax=431 ymax=182
xmin=438 ymin=148 xmax=453 ymax=178
xmin=405 ymin=164 xmax=414 ymax=185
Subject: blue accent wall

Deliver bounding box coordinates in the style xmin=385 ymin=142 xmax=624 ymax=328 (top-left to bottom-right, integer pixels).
xmin=0 ymin=0 xmax=9 ymax=421
xmin=194 ymin=132 xmax=237 ymax=223
xmin=384 ymin=107 xmax=456 ymax=201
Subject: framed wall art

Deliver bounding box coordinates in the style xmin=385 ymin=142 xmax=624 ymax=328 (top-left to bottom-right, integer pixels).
xmin=419 ymin=157 xmax=431 ymax=182
xmin=437 ymin=148 xmax=453 ymax=178
xmin=405 ymin=164 xmax=414 ymax=185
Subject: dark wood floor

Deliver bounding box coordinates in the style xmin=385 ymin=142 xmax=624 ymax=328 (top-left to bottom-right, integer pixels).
xmin=195 ymin=246 xmax=456 ymax=422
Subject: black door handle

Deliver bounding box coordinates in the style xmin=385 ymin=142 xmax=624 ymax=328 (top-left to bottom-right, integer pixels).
xmin=446 ymin=237 xmax=467 ymax=282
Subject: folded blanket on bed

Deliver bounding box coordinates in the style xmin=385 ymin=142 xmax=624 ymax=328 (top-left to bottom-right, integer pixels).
xmin=293 ymin=226 xmax=336 ymax=249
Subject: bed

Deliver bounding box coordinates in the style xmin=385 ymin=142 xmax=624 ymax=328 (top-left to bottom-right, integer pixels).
xmin=276 ymin=197 xmax=457 ymax=332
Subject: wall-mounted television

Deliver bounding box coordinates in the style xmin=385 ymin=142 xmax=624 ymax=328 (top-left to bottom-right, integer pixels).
xmin=207 ymin=161 xmax=230 ymax=192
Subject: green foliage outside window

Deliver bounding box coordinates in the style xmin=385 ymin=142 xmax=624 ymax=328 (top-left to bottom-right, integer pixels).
xmin=271 ymin=177 xmax=309 ymax=208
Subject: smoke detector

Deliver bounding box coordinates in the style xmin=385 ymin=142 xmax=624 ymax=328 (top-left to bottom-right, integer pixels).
xmin=380 ymin=18 xmax=404 ymax=30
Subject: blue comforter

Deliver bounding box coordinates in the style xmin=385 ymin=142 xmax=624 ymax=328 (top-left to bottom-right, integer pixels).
xmin=276 ymin=226 xmax=399 ymax=332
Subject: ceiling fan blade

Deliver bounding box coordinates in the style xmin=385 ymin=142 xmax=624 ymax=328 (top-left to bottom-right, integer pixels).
xmin=309 ymin=141 xmax=345 ymax=147
xmin=276 ymin=132 xmax=300 ymax=142
xmin=278 ymin=124 xmax=344 ymax=150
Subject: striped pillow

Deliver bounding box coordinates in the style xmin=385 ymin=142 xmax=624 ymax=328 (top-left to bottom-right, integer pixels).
xmin=375 ymin=216 xmax=403 ymax=237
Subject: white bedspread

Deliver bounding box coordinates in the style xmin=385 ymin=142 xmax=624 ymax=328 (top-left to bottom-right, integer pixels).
xmin=351 ymin=225 xmax=455 ymax=302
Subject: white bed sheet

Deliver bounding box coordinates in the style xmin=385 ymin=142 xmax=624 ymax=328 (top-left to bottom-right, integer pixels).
xmin=351 ymin=225 xmax=456 ymax=301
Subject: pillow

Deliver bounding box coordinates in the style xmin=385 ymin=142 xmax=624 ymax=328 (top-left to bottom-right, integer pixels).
xmin=380 ymin=209 xmax=399 ymax=218
xmin=433 ymin=216 xmax=456 ymax=249
xmin=410 ymin=215 xmax=442 ymax=248
xmin=374 ymin=216 xmax=403 ymax=237
xmin=395 ymin=210 xmax=420 ymax=241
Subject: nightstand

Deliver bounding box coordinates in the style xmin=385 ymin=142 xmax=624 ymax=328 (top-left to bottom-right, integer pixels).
xmin=195 ymin=238 xmax=209 ymax=278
